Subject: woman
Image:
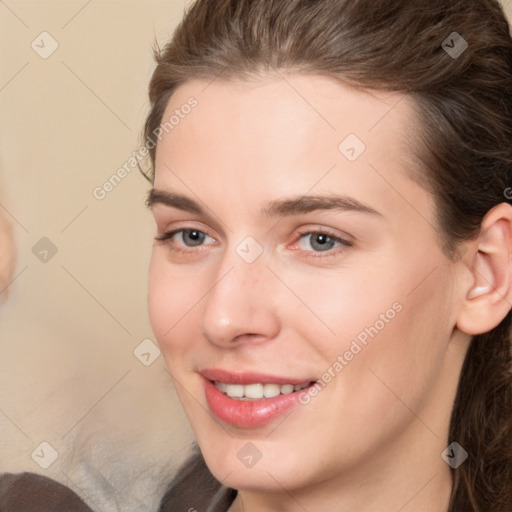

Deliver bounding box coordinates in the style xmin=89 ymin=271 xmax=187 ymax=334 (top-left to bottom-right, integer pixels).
xmin=143 ymin=0 xmax=512 ymax=511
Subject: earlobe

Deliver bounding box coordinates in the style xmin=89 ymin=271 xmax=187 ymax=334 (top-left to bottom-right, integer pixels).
xmin=456 ymin=203 xmax=512 ymax=336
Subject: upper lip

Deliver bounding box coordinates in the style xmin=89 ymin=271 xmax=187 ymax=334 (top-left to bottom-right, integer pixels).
xmin=201 ymin=368 xmax=315 ymax=385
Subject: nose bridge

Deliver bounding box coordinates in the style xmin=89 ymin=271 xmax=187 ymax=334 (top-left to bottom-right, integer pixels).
xmin=199 ymin=241 xmax=279 ymax=346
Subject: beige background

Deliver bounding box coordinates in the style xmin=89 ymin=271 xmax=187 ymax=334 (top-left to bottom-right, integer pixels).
xmin=1 ymin=1 xmax=511 ymax=511
xmin=0 ymin=2 xmax=194 ymax=511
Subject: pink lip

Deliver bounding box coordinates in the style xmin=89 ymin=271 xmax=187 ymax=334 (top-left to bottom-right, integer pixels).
xmin=201 ymin=369 xmax=317 ymax=428
xmin=201 ymin=368 xmax=314 ymax=385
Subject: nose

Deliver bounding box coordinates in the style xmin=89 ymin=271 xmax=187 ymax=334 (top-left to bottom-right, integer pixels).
xmin=199 ymin=250 xmax=281 ymax=349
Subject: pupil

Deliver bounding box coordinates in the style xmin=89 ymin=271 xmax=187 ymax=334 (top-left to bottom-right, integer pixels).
xmin=185 ymin=230 xmax=203 ymax=246
xmin=312 ymin=233 xmax=334 ymax=252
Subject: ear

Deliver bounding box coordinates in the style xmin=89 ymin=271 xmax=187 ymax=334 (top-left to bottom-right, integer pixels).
xmin=456 ymin=202 xmax=512 ymax=335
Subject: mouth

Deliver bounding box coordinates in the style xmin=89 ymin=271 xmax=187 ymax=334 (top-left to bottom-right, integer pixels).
xmin=214 ymin=381 xmax=312 ymax=400
xmin=200 ymin=369 xmax=318 ymax=428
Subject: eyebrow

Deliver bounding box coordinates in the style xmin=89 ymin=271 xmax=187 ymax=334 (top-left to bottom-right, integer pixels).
xmin=146 ymin=188 xmax=382 ymax=218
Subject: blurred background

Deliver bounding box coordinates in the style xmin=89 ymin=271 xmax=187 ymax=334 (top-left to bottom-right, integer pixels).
xmin=0 ymin=1 xmax=194 ymax=511
xmin=0 ymin=1 xmax=511 ymax=511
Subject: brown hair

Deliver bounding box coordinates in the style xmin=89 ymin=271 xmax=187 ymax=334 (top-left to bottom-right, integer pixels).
xmin=143 ymin=1 xmax=512 ymax=509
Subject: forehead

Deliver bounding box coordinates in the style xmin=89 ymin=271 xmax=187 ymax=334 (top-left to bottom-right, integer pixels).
xmin=152 ymin=74 xmax=432 ymax=229
xmin=155 ymin=73 xmax=418 ymax=173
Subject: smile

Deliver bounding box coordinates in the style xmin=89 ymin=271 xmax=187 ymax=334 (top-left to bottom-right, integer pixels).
xmin=214 ymin=381 xmax=311 ymax=400
xmin=201 ymin=369 xmax=318 ymax=428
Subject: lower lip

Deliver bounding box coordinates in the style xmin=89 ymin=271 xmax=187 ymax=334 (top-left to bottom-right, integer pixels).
xmin=204 ymin=379 xmax=313 ymax=428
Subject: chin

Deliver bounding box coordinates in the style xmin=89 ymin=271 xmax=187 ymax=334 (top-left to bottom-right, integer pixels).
xmin=196 ymin=433 xmax=315 ymax=492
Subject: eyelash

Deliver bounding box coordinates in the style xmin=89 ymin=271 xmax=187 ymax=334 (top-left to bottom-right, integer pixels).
xmin=154 ymin=227 xmax=353 ymax=259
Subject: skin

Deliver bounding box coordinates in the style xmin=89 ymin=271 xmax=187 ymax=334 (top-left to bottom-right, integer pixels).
xmin=147 ymin=74 xmax=512 ymax=512
xmin=0 ymin=213 xmax=15 ymax=303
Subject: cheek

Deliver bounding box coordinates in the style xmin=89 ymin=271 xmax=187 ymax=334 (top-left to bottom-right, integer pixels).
xmin=147 ymin=256 xmax=169 ymax=339
xmin=274 ymin=255 xmax=404 ymax=358
xmin=289 ymin=254 xmax=454 ymax=412
xmin=147 ymin=253 xmax=215 ymax=378
xmin=336 ymin=267 xmax=454 ymax=424
xmin=147 ymin=254 xmax=190 ymax=355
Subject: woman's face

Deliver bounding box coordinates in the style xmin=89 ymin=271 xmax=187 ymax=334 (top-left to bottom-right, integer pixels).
xmin=147 ymin=74 xmax=467 ymax=494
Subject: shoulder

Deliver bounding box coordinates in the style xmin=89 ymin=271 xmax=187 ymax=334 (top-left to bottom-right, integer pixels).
xmin=0 ymin=472 xmax=93 ymax=512
xmin=158 ymin=451 xmax=237 ymax=512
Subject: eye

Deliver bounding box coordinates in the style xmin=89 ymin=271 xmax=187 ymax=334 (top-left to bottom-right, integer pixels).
xmin=154 ymin=227 xmax=353 ymax=258
xmin=154 ymin=228 xmax=215 ymax=252
xmin=294 ymin=230 xmax=353 ymax=256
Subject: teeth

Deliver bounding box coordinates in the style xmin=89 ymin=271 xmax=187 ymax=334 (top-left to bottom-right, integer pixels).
xmin=245 ymin=383 xmax=263 ymax=399
xmin=280 ymin=384 xmax=294 ymax=395
xmin=263 ymin=384 xmax=280 ymax=398
xmin=215 ymin=381 xmax=311 ymax=400
xmin=227 ymin=384 xmax=244 ymax=398
xmin=216 ymin=382 xmax=228 ymax=393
